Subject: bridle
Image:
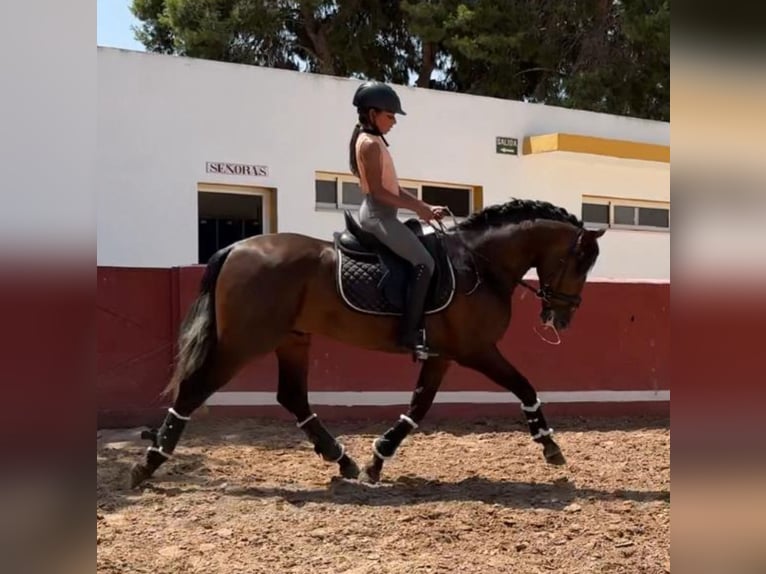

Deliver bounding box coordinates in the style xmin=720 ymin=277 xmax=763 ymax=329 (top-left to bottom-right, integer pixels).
xmin=515 ymin=228 xmax=585 ymax=309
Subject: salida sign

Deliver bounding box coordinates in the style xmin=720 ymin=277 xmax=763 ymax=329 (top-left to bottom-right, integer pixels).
xmin=495 ymin=137 xmax=518 ymax=155
xmin=206 ymin=161 xmax=269 ymax=177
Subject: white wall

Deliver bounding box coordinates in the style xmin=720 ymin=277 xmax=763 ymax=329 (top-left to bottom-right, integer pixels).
xmin=96 ymin=48 xmax=669 ymax=279
xmin=520 ymin=154 xmax=670 ymax=280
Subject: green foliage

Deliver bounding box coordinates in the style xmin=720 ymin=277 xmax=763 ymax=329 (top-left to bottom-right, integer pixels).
xmin=130 ymin=0 xmax=669 ymax=121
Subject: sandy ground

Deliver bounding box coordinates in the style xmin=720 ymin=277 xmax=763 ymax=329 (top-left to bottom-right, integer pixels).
xmin=97 ymin=416 xmax=670 ymax=574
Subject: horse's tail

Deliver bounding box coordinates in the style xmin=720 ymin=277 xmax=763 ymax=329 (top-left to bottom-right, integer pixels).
xmin=162 ymin=244 xmax=235 ymax=401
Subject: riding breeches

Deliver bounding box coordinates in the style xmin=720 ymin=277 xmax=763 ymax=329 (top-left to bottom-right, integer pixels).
xmin=358 ymin=204 xmax=435 ymax=274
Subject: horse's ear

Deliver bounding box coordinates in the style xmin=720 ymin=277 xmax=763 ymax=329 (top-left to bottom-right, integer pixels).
xmin=589 ymin=228 xmax=606 ymax=239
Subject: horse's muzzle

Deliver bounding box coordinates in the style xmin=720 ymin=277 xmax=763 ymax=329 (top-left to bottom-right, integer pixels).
xmin=541 ymin=306 xmax=572 ymax=330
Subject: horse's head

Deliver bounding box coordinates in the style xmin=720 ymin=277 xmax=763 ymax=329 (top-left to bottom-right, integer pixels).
xmin=532 ymin=223 xmax=605 ymax=330
xmin=454 ymin=199 xmax=607 ymax=332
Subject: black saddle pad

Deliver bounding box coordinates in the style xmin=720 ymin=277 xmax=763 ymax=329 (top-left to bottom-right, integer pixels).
xmin=334 ymin=227 xmax=456 ymax=316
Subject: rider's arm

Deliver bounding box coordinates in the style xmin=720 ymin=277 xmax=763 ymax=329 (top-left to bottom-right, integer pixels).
xmin=359 ymin=139 xmax=427 ymax=214
xmin=399 ymin=186 xmax=419 ymax=201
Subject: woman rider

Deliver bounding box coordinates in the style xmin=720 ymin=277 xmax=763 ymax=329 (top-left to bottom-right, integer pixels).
xmin=348 ymin=80 xmax=447 ymax=360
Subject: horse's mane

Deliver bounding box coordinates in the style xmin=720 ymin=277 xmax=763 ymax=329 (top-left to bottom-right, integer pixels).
xmin=449 ymin=198 xmax=599 ymax=278
xmin=454 ymin=198 xmax=583 ymax=232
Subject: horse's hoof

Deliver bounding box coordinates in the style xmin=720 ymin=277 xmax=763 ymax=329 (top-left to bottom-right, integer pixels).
xmin=546 ymin=452 xmax=567 ymax=465
xmin=129 ymin=463 xmax=152 ymax=489
xmin=359 ymin=466 xmax=380 ymax=484
xmin=339 ymin=456 xmax=360 ymax=480
xmin=543 ymin=443 xmax=567 ymax=466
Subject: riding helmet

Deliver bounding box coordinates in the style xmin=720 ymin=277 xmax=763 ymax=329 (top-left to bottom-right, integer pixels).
xmin=352 ymin=80 xmax=407 ymax=115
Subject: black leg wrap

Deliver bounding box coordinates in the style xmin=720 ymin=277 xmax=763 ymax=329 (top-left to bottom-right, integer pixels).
xmin=142 ymin=408 xmax=190 ymax=466
xmin=374 ymin=416 xmax=417 ymax=460
xmin=521 ymin=400 xmax=553 ymax=443
xmin=300 ymin=418 xmax=345 ymax=463
xmin=146 ymin=448 xmax=170 ymax=470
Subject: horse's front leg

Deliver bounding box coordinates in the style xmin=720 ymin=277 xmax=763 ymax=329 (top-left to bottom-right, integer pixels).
xmin=360 ymin=357 xmax=451 ymax=484
xmin=457 ymin=345 xmax=565 ymax=465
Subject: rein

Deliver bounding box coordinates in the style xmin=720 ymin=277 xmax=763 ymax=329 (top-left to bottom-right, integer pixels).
xmin=428 ymin=210 xmax=482 ymax=295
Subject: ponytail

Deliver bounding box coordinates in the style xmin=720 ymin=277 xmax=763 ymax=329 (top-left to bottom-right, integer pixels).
xmin=348 ymin=109 xmax=387 ymax=176
xmin=348 ymin=122 xmax=363 ymax=176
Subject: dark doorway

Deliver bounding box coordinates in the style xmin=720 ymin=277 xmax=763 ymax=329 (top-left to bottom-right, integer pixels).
xmin=198 ymin=192 xmax=264 ymax=264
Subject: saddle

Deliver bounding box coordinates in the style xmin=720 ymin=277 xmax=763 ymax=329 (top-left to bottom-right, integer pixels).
xmin=333 ymin=210 xmax=456 ymax=316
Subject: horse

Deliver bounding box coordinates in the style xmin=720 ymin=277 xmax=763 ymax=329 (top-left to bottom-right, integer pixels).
xmin=129 ymin=198 xmax=605 ymax=488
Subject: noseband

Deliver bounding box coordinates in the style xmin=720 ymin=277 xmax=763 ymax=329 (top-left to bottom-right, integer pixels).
xmin=516 ymin=229 xmax=584 ymax=308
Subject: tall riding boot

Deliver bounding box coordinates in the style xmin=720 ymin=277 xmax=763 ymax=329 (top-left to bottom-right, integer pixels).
xmin=398 ymin=263 xmax=434 ymax=361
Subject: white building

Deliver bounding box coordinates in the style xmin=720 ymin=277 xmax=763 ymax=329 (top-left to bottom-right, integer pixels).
xmin=96 ymin=47 xmax=670 ymax=280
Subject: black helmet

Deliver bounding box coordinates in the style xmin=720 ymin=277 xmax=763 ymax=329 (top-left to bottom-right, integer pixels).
xmin=352 ymin=80 xmax=406 ymax=115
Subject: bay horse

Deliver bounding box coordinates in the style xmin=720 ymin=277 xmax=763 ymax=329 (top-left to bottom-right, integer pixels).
xmin=130 ymin=199 xmax=605 ymax=488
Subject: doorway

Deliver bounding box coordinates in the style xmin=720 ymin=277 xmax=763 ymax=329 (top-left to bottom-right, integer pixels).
xmin=197 ymin=183 xmax=276 ymax=264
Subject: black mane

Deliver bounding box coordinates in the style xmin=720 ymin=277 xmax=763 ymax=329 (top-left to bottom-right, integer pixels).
xmin=455 ymin=199 xmax=583 ymax=232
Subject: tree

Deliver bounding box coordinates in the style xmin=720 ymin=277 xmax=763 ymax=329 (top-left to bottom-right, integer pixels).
xmin=130 ymin=0 xmax=414 ymax=81
xmin=557 ymin=0 xmax=670 ymax=120
xmin=130 ymin=0 xmax=669 ymax=121
xmin=400 ymin=0 xmax=461 ymax=88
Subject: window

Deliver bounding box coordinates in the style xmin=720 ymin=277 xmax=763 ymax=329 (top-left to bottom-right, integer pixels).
xmin=341 ymin=181 xmax=363 ymax=206
xmin=315 ymin=175 xmax=363 ymax=209
xmin=582 ymin=196 xmax=670 ymax=231
xmin=614 ymin=205 xmax=635 ymax=226
xmin=638 ymin=207 xmax=670 ymax=227
xmin=315 ymin=172 xmax=478 ymax=218
xmin=422 ymin=185 xmax=472 ymax=217
xmin=581 ymin=203 xmax=609 ymax=225
xmin=315 ymin=179 xmax=337 ymax=205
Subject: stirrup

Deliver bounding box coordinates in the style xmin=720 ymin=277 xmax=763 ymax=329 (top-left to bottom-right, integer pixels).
xmin=411 ymin=329 xmax=438 ymax=362
xmin=412 ymin=344 xmax=437 ymax=362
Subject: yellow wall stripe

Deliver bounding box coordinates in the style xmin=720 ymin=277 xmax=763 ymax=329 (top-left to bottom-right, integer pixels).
xmin=522 ymin=133 xmax=669 ymax=163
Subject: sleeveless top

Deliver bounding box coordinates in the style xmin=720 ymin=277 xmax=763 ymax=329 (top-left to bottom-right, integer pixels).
xmin=355 ymin=131 xmax=399 ymax=219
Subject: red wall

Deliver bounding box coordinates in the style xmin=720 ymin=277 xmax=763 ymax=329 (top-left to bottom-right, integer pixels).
xmin=97 ymin=267 xmax=176 ymax=427
xmin=97 ymin=266 xmax=669 ymax=427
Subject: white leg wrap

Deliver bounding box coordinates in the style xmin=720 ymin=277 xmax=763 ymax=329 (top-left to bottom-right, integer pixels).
xmin=169 ymin=408 xmax=191 ymax=421
xmin=372 ymin=439 xmax=394 ymax=461
xmin=296 ymin=413 xmax=317 ymax=428
xmin=532 ymin=428 xmax=554 ymax=440
xmin=521 ymin=398 xmax=542 ymax=412
xmin=399 ymin=414 xmax=418 ymax=429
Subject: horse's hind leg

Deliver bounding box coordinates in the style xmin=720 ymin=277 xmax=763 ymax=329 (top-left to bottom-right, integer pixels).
xmin=130 ymin=344 xmax=245 ymax=488
xmin=276 ymin=332 xmax=360 ymax=480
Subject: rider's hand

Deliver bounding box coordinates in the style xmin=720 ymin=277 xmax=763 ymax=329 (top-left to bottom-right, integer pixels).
xmin=431 ymin=206 xmax=448 ymax=220
xmin=417 ymin=203 xmax=447 ymax=222
xmin=416 ymin=203 xmax=436 ymax=221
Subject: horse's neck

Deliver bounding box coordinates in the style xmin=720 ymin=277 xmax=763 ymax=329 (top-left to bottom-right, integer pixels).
xmin=460 ymin=224 xmax=540 ymax=293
